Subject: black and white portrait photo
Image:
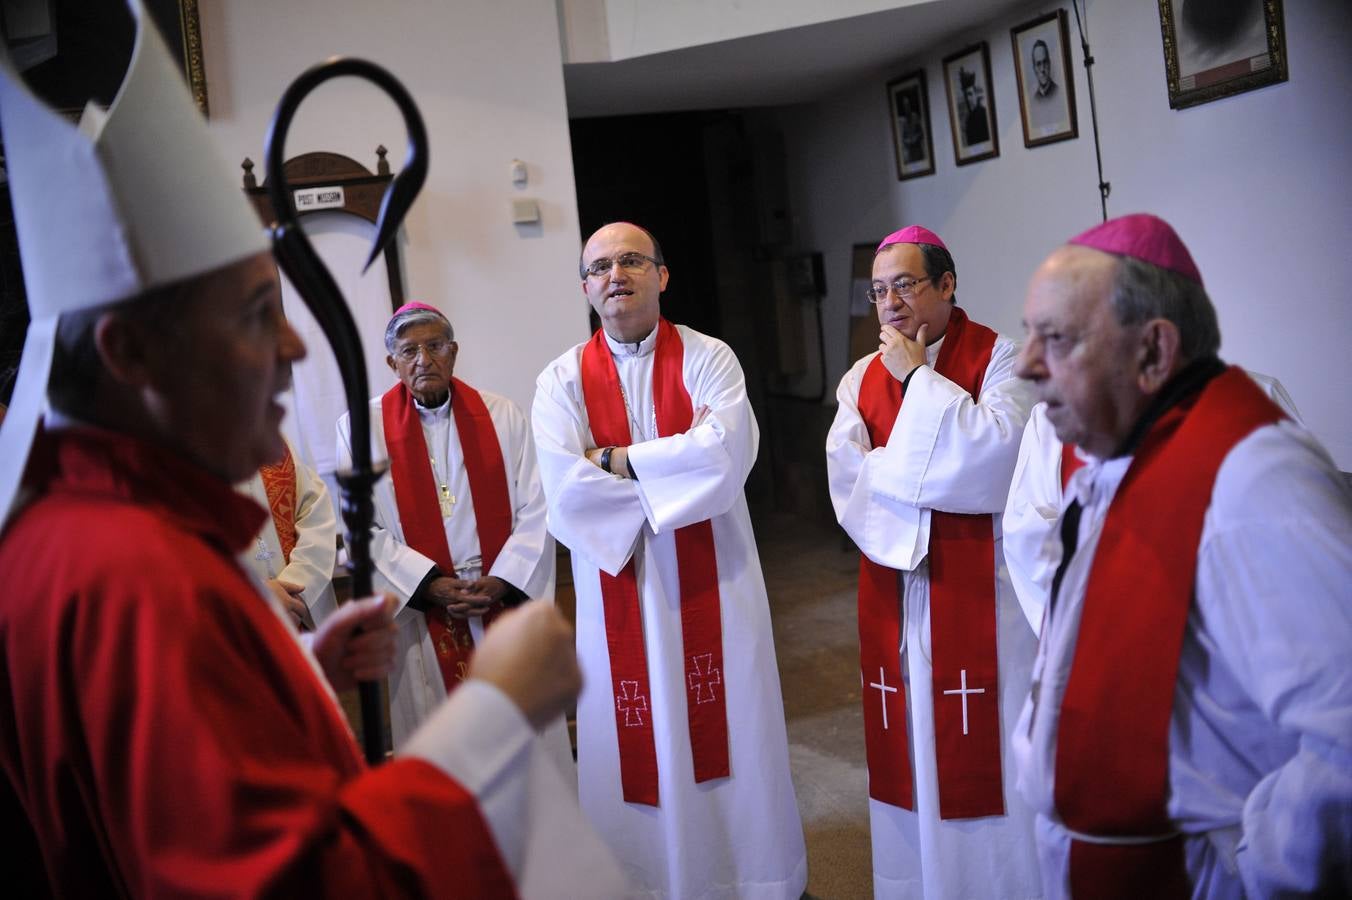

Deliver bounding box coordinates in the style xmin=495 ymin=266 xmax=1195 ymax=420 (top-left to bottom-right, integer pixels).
xmin=886 ymin=69 xmax=935 ymax=180
xmin=1012 ymin=10 xmax=1078 ymax=147
xmin=1159 ymin=0 xmax=1288 ymax=109
xmin=942 ymin=42 xmax=998 ymax=165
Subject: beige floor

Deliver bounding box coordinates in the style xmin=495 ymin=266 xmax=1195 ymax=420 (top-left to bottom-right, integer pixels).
xmin=754 ymin=512 xmax=873 ymax=900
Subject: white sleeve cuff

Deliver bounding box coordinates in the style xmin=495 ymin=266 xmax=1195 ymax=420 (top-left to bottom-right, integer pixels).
xmin=398 ymin=678 xmax=533 ymax=796
xmin=398 ymin=680 xmax=629 ymax=897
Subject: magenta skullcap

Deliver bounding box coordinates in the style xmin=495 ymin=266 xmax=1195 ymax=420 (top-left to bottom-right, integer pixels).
xmin=1067 ymin=213 xmax=1203 ymax=286
xmin=877 ymin=225 xmax=947 ymax=254
xmin=390 ymin=300 xmax=445 ymax=322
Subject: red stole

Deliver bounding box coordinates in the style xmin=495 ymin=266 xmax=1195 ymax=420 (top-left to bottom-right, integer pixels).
xmin=382 ymin=379 xmax=513 ymax=691
xmin=855 ymin=306 xmax=1005 ymax=819
xmin=1059 ymin=442 xmax=1084 ymax=489
xmin=259 ymin=445 xmax=299 ymax=562
xmin=579 ymin=319 xmax=729 ymax=807
xmin=1055 ymin=367 xmax=1283 ymax=898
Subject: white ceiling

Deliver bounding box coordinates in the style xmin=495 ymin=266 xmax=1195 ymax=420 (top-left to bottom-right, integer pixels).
xmin=564 ymin=0 xmax=1039 ymax=118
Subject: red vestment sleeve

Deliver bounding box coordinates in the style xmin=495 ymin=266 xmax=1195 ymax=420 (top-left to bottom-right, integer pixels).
xmin=2 ymin=494 xmax=516 ymax=899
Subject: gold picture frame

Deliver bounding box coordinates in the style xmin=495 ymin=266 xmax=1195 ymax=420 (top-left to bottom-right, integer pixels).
xmin=1158 ymin=0 xmax=1287 ymax=110
xmin=171 ymin=0 xmax=210 ymax=116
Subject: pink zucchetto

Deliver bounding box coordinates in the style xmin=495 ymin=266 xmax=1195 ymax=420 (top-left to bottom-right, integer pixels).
xmin=877 ymin=225 xmax=948 ymax=254
xmin=390 ymin=300 xmax=444 ymax=321
xmin=1067 ymin=213 xmax=1203 ymax=286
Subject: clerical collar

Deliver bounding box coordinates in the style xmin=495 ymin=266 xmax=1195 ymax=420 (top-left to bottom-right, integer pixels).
xmin=1112 ymin=355 xmax=1225 ymax=458
xmin=603 ymin=325 xmax=658 ymax=358
xmin=925 ymin=333 xmax=945 ymax=363
xmin=414 ymin=392 xmax=452 ymax=417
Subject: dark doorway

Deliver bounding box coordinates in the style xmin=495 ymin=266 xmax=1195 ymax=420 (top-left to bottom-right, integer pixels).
xmin=570 ymin=111 xmax=723 ymax=342
xmin=569 ymin=110 xmax=833 ymax=519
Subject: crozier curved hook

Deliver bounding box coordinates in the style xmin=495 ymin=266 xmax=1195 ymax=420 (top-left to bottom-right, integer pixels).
xmin=264 ymin=57 xmax=430 ymax=765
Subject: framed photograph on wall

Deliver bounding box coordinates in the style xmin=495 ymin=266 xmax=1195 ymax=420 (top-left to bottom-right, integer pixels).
xmin=1158 ymin=0 xmax=1287 ymax=110
xmin=1011 ymin=10 xmax=1078 ymax=147
xmin=942 ymin=42 xmax=998 ymax=165
xmin=885 ymin=69 xmax=935 ymax=180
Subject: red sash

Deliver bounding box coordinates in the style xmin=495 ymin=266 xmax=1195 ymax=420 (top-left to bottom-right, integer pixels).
xmin=382 ymin=378 xmax=513 ymax=691
xmin=1055 ymin=367 xmax=1283 ymax=897
xmin=579 ymin=319 xmax=729 ymax=807
xmin=855 ymin=306 xmax=1005 ymax=818
xmin=1059 ymin=442 xmax=1084 ymax=489
xmin=259 ymin=445 xmax=298 ymax=563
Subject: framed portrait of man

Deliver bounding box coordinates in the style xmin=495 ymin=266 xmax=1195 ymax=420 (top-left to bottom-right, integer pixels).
xmin=885 ymin=69 xmax=935 ymax=180
xmin=1011 ymin=10 xmax=1078 ymax=148
xmin=942 ymin=42 xmax=998 ymax=166
xmin=1158 ymin=0 xmax=1287 ymax=109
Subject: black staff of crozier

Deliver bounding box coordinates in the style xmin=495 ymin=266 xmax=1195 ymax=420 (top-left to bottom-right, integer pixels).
xmin=264 ymin=58 xmax=430 ymax=764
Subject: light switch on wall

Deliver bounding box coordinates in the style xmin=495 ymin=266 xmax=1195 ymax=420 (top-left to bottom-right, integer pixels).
xmin=511 ymin=198 xmax=541 ymax=224
xmin=510 ymin=159 xmax=528 ymax=187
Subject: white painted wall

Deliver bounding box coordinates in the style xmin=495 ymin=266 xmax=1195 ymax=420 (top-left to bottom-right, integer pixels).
xmin=561 ymin=0 xmax=928 ymax=61
xmin=770 ymin=0 xmax=1352 ymax=468
xmin=200 ymin=0 xmax=586 ymax=424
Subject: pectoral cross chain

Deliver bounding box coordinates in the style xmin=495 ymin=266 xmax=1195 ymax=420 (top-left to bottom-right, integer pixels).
xmin=431 ymin=453 xmax=455 ymax=518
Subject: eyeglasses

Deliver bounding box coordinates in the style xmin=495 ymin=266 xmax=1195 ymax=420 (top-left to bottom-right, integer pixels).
xmin=394 ymin=338 xmax=454 ymax=363
xmin=582 ymin=252 xmax=662 ymax=279
xmin=865 ymin=274 xmax=940 ymax=304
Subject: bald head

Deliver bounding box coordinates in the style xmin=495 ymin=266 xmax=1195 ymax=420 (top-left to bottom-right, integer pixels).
xmin=580 ymin=222 xmax=669 ymax=343
xmin=1016 ymin=245 xmax=1191 ymax=457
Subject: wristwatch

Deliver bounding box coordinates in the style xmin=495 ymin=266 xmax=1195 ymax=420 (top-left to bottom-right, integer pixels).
xmin=599 ymin=445 xmax=615 ymax=474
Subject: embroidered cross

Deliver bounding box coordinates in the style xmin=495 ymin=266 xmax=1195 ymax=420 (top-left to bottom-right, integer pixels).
xmin=942 ymin=668 xmax=986 ymax=735
xmin=869 ymin=666 xmax=899 ymax=730
xmin=687 ymin=653 xmax=722 ymax=704
xmin=254 ymin=539 xmax=277 ymax=578
xmin=617 ymin=680 xmax=648 ymax=727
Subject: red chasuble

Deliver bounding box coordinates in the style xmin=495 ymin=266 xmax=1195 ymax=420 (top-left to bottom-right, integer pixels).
xmin=855 ymin=306 xmax=1005 ymax=819
xmin=579 ymin=318 xmax=730 ymax=807
xmin=0 ymin=428 xmax=516 ymax=897
xmin=382 ymin=378 xmax=513 ymax=691
xmin=259 ymin=444 xmax=299 ymax=562
xmin=1055 ymin=367 xmax=1283 ymax=899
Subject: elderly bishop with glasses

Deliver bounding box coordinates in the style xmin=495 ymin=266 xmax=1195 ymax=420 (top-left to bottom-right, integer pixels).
xmin=336 ymin=302 xmax=569 ymax=762
xmin=825 ymin=226 xmax=1041 ymax=898
xmin=532 ymin=222 xmax=807 ymax=898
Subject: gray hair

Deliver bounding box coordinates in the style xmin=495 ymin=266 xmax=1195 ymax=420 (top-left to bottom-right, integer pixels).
xmin=917 ymin=242 xmax=957 ymax=303
xmin=384 ymin=308 xmax=454 ymax=354
xmin=49 ymin=278 xmax=196 ymax=416
xmin=1109 ymin=256 xmax=1221 ymax=361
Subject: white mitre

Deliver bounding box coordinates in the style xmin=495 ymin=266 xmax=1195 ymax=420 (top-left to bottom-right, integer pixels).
xmin=0 ymin=0 xmax=267 ymax=527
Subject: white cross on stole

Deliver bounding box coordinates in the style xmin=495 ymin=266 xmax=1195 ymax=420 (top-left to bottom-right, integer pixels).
xmin=942 ymin=668 xmax=986 ymax=735
xmin=617 ymin=679 xmax=648 ymax=726
xmin=254 ymin=539 xmax=278 ymax=578
xmin=869 ymin=665 xmax=899 ymax=730
xmin=687 ymin=652 xmax=722 ymax=704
